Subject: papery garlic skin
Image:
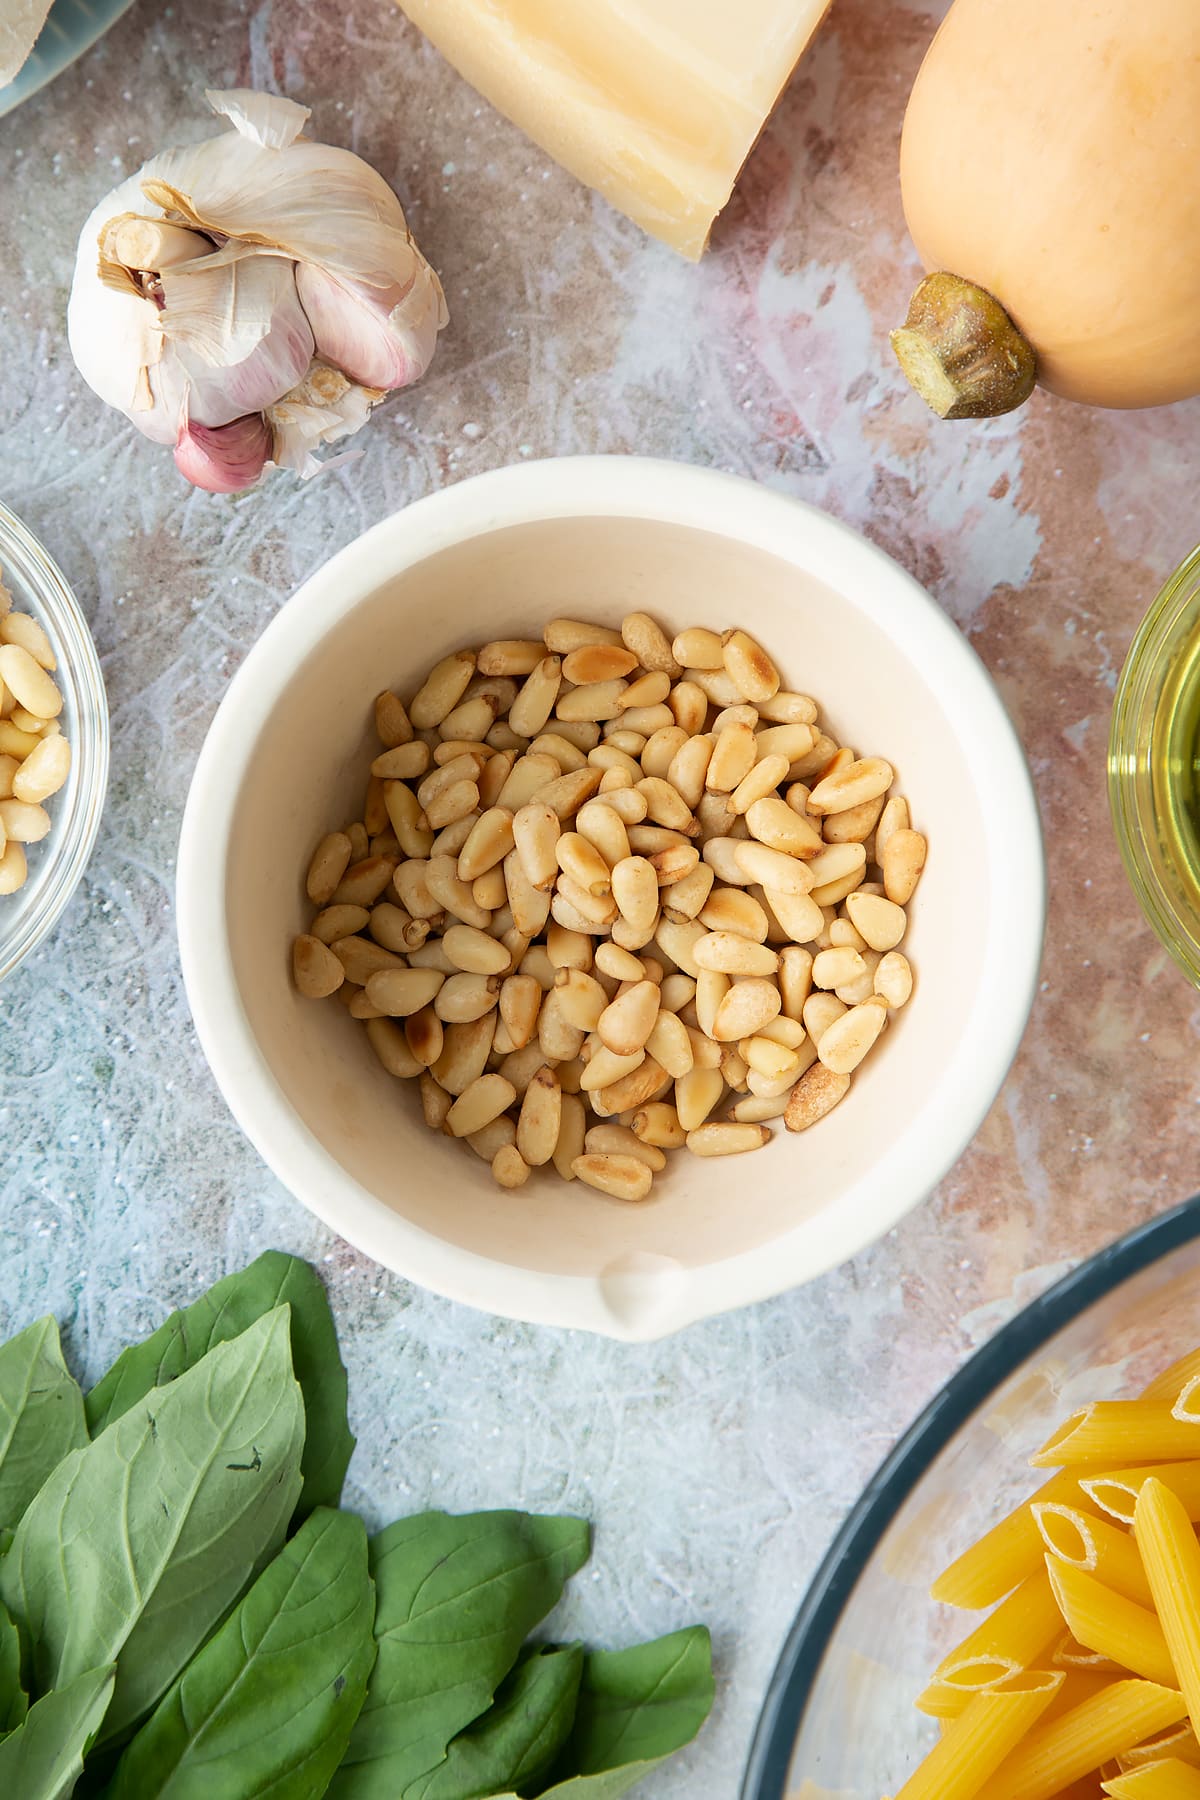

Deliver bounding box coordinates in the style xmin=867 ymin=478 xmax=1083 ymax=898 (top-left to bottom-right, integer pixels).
xmin=67 ymin=89 xmax=447 ymax=489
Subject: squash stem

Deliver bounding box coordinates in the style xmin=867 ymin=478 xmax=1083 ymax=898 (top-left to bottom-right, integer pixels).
xmin=891 ymin=272 xmax=1037 ymax=419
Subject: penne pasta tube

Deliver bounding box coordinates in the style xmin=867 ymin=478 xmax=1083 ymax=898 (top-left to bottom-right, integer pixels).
xmin=1143 ymin=1350 xmax=1200 ymax=1405
xmin=1120 ymin=1725 xmax=1200 ymax=1771
xmin=1102 ymin=1758 xmax=1200 ymax=1798
xmin=1175 ymin=1380 xmax=1200 ymax=1425
xmin=1032 ymin=1404 xmax=1200 ymax=1470
xmin=894 ymin=1671 xmax=1064 ymax=1800
xmin=927 ymin=1569 xmax=1063 ymax=1694
xmin=970 ymin=1680 xmax=1189 ymax=1800
xmin=932 ymin=1471 xmax=1099 ymax=1611
xmin=1051 ymin=1628 xmax=1125 ymax=1673
xmin=917 ymin=1663 xmax=1021 ymax=1722
xmin=1041 ymin=1666 xmax=1129 ymax=1722
xmin=1084 ymin=1465 xmax=1200 ymax=1529
xmin=1035 ymin=1503 xmax=1157 ymax=1608
xmin=1135 ymin=1479 xmax=1200 ymax=1735
xmin=1046 ymin=1558 xmax=1179 ymax=1688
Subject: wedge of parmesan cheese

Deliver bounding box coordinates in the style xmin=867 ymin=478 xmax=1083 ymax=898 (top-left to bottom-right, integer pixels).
xmin=0 ymin=0 xmax=53 ymax=86
xmin=397 ymin=0 xmax=833 ymax=258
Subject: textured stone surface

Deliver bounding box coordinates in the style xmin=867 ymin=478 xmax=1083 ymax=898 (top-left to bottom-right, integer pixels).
xmin=2 ymin=0 xmax=1200 ymax=1791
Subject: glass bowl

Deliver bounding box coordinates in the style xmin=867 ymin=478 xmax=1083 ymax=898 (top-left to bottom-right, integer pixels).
xmin=741 ymin=1196 xmax=1200 ymax=1798
xmin=1110 ymin=545 xmax=1200 ymax=987
xmin=0 ymin=502 xmax=108 ymax=981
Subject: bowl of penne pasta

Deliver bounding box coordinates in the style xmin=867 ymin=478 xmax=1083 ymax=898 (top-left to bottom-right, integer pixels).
xmin=742 ymin=1196 xmax=1200 ymax=1800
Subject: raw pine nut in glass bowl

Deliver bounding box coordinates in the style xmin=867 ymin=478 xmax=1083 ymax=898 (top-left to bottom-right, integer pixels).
xmin=177 ymin=457 xmax=1044 ymax=1338
xmin=290 ymin=617 xmax=928 ymax=1199
xmin=0 ymin=502 xmax=108 ymax=982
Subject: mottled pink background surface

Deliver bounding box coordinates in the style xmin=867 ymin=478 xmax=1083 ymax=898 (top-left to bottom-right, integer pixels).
xmin=3 ymin=0 xmax=1200 ymax=1791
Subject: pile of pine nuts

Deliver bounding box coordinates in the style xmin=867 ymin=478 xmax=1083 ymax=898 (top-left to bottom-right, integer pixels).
xmin=0 ymin=574 xmax=72 ymax=896
xmin=293 ymin=614 xmax=926 ymax=1200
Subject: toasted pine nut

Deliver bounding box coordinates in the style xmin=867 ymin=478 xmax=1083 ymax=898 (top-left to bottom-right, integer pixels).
xmin=561 ymin=644 xmax=639 ymax=685
xmin=424 ymin=856 xmax=490 ymax=929
xmin=822 ymin=795 xmax=885 ymax=844
xmin=311 ymin=903 xmax=371 ymax=945
xmin=0 ymin=840 xmax=25 ymax=893
xmin=0 ymin=722 xmax=39 ymax=759
xmin=773 ymin=946 xmax=813 ymax=1020
xmin=551 ymin=1092 xmax=587 ymax=1179
xmin=762 ymin=887 xmax=823 ymax=945
xmin=437 ymin=924 xmax=507 ymax=976
xmin=693 ymin=931 xmax=779 ymax=977
xmin=784 ymin=1063 xmax=851 ymax=1132
xmin=551 ymin=890 xmax=611 ymax=937
xmin=343 ymin=986 xmax=386 ymax=1020
xmin=488 ymin=1145 xmax=528 ymax=1187
xmin=366 ymin=966 xmax=444 ymax=1016
xmin=345 ymin=823 xmax=370 ymax=863
xmin=812 ymin=946 xmax=868 ymax=992
xmin=405 ymin=1005 xmax=444 ymax=1067
xmin=581 ymin=1046 xmax=646 ymax=1092
xmin=407 ymin=939 xmax=457 ymax=975
xmin=409 ymin=650 xmax=476 ymax=729
xmin=590 ymin=744 xmax=642 ymax=782
xmin=433 ymin=1014 xmax=497 ymax=1094
xmin=513 ymin=1064 xmax=561 ymax=1166
xmin=740 ymin=1036 xmax=802 ymax=1082
xmin=829 ymin=917 xmax=868 ymax=953
xmin=686 ymin=1121 xmax=771 ymax=1157
xmin=746 ymin=795 xmax=824 ymax=858
xmin=466 ymin=1116 xmax=517 ymax=1161
xmin=672 ymin=626 xmax=724 ymax=669
xmin=293 ymin=934 xmax=345 ymax=998
xmin=0 ymin=646 xmax=61 ymax=719
xmin=710 ymin=706 xmax=758 ymax=734
xmin=556 ymin=875 xmax=618 ymax=927
xmin=648 ymin=843 xmax=700 ymax=888
xmin=364 ymin=1015 xmax=424 ymax=1079
xmin=583 ymin=1124 xmax=665 ymax=1170
xmin=423 ymin=777 xmax=479 ymax=830
xmin=556 ymin=678 xmax=628 ymax=723
xmin=457 ymin=807 xmax=516 ymax=882
xmin=639 ymin=727 xmax=688 ymax=781
xmin=752 ymin=724 xmax=816 ymax=769
xmin=0 ymin=611 xmax=53 ymax=668
xmin=533 ymin=767 xmax=604 ymax=820
xmin=616 ymin=703 xmax=675 ymax=738
xmin=701 ymin=838 xmax=753 ymax=887
xmin=495 ymin=1043 xmax=545 ymax=1097
xmin=667 ymin=682 xmax=707 ymax=737
xmin=597 ymin=1056 xmax=671 ymax=1115
xmin=10 ymin=733 xmax=69 ymax=804
xmin=527 ymin=733 xmax=587 ymax=775
xmin=503 ymin=847 xmax=552 ymax=938
xmin=511 ymin=802 xmax=561 ymax=893
xmin=556 ymin=831 xmax=613 ymax=897
xmin=476 ymin=639 xmax=546 ymax=676
xmin=615 ymin=671 xmax=669 ymax=714
xmin=817 ymin=997 xmax=888 ymax=1074
xmin=787 ymin=731 xmax=840 ymax=781
xmin=658 ymin=973 xmax=696 ymax=1014
xmin=497 ymin=972 xmax=542 ymax=1048
xmin=331 ymin=934 xmax=406 ymax=984
xmin=446 ymin=1073 xmax=517 ymax=1138
xmin=686 ymin=666 xmax=744 ymax=707
xmin=874 ymin=795 xmax=909 ymax=863
xmin=375 ymin=691 xmax=414 ymax=747
xmin=508 ymin=656 xmax=563 ymax=738
xmin=695 ymin=969 xmax=729 ymax=1038
xmin=603 ymin=784 xmax=648 ymax=822
xmin=753 ymin=1015 xmax=808 ymax=1052
xmin=392 ymin=860 xmax=444 ymax=920
xmin=439 ymin=696 xmax=504 ymax=745
xmin=372 ymin=742 xmax=430 ymax=780
xmin=835 ymin=954 xmax=879 ymax=1006
xmin=597 ymin=979 xmax=660 ymax=1057
xmin=843 ymin=891 xmax=906 ymax=952
xmin=611 ymin=856 xmax=660 ymax=937
xmin=630 ymin=1102 xmax=685 ymax=1149
xmin=306 ymin=832 xmax=353 ymax=905
xmin=706 ymin=722 xmax=758 ymax=793
xmin=494 ymin=752 xmax=559 ymax=813
xmin=722 ymin=629 xmax=779 ymax=703
xmin=802 ymin=992 xmax=847 ymax=1047
xmin=725 ymin=753 xmax=787 ymax=816
xmin=363 ymin=776 xmax=390 ymax=838
xmin=0 ymin=755 xmax=17 ymax=799
xmin=644 ymin=1009 xmax=694 ymax=1080
xmin=875 ymin=951 xmax=913 ymax=1009
xmin=372 ymin=904 xmax=429 ymax=954
xmin=543 ymin=617 xmax=623 ymax=653
xmin=605 ymin=732 xmax=649 ymax=759
xmin=383 ymin=781 xmax=433 ymax=860
xmin=733 ymin=842 xmax=813 ymax=896
xmin=471 ymin=866 xmax=507 ymax=912
xmin=545 ymin=924 xmax=593 ymax=970
xmin=883 ymin=829 xmax=927 ymax=905
xmin=654 ymin=916 xmax=706 ymax=977
xmin=619 ymin=611 xmax=680 ymax=675
xmin=757 ymin=690 xmax=818 ymax=725
xmin=571 ymin=1153 xmax=653 ymax=1202
xmin=697 ymin=887 xmax=769 ymax=941
xmin=534 ymin=990 xmax=584 ymax=1063
xmin=675 ymin=1066 xmax=724 ymax=1131
xmin=808 ymin=756 xmax=894 ymax=816
xmin=711 ymin=979 xmax=781 ymax=1042
xmin=589 ymin=940 xmax=640 ymax=983
xmin=437 ymin=979 xmax=503 ymax=1022
xmin=0 ymin=798 xmax=48 ymax=842
xmin=575 ymin=800 xmax=631 ymax=870
xmin=661 ymin=862 xmax=714 ymax=923
xmin=334 ymin=856 xmax=397 ymax=908
xmin=419 ymin=1070 xmax=453 ymax=1128
xmin=802 ymin=842 xmax=866 ymax=893
xmin=661 ymin=733 xmax=711 ymax=809
xmin=554 ymin=967 xmax=608 ymax=1031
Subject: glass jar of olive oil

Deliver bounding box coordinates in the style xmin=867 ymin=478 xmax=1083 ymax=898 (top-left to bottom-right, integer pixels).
xmin=1110 ymin=545 xmax=1200 ymax=986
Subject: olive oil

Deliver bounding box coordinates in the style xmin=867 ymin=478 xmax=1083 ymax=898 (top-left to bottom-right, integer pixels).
xmin=1152 ymin=615 xmax=1200 ymax=907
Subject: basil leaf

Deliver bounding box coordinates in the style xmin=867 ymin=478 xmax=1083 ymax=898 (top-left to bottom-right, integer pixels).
xmin=105 ymin=1506 xmax=375 ymax=1798
xmin=85 ymin=1250 xmax=353 ymax=1518
xmin=331 ymin=1511 xmax=590 ymax=1797
xmin=0 ymin=1317 xmax=87 ymax=1531
xmin=0 ymin=1595 xmax=26 ymax=1732
xmin=511 ymin=1627 xmax=714 ymax=1799
xmin=0 ymin=1662 xmax=114 ymax=1800
xmin=2 ymin=1305 xmax=304 ymax=1748
xmin=407 ymin=1646 xmax=583 ymax=1800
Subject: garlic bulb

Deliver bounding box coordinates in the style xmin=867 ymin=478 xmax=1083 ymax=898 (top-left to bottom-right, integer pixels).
xmin=67 ymin=90 xmax=448 ymax=493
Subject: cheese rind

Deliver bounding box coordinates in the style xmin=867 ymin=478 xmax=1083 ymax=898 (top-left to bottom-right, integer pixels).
xmin=398 ymin=0 xmax=833 ymax=258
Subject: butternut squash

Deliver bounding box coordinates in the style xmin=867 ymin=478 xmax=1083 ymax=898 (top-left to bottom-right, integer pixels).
xmin=892 ymin=0 xmax=1200 ymax=418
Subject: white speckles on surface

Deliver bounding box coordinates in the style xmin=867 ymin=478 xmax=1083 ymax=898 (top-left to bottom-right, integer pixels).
xmin=3 ymin=0 xmax=1200 ymax=1794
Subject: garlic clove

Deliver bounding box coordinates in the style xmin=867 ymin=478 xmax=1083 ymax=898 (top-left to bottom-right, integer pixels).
xmin=160 ymin=252 xmax=315 ymax=425
xmin=174 ymin=413 xmax=272 ymax=492
xmin=295 ymin=262 xmax=447 ymax=391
